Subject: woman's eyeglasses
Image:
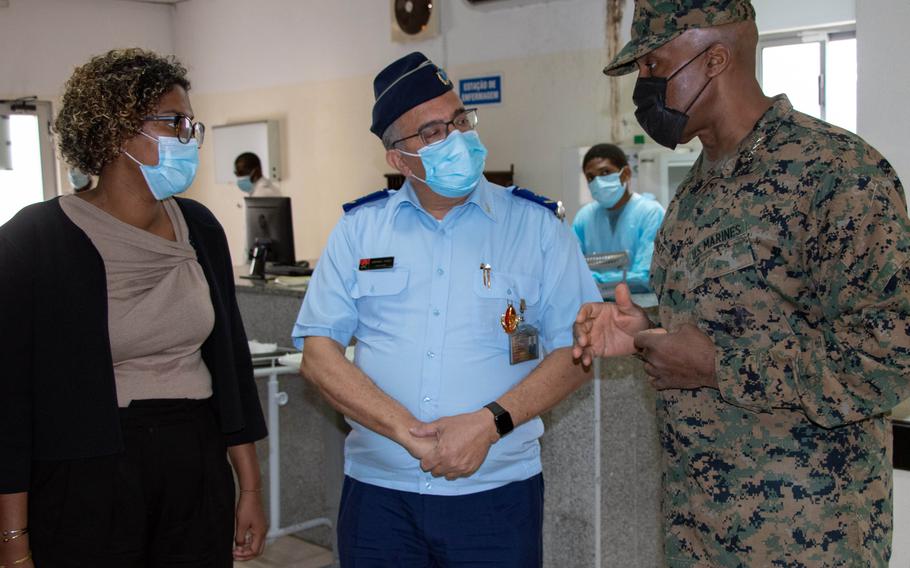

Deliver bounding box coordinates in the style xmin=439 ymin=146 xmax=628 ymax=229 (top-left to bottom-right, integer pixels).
xmin=143 ymin=114 xmax=206 ymax=146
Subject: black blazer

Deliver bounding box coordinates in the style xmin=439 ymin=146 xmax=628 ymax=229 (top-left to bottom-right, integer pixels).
xmin=0 ymin=197 xmax=267 ymax=493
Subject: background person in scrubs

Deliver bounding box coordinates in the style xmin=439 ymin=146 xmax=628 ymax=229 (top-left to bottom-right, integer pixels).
xmin=233 ymin=152 xmax=280 ymax=197
xmin=572 ymin=143 xmax=664 ymax=292
xmin=67 ymin=167 xmax=93 ymax=193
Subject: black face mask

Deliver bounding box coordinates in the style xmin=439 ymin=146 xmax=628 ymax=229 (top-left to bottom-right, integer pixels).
xmin=633 ymin=46 xmax=713 ymax=150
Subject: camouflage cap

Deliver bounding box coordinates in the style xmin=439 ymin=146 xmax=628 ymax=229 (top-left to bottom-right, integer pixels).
xmin=603 ymin=0 xmax=756 ymax=77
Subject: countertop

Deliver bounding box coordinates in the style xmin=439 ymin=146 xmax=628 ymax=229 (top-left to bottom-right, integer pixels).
xmin=233 ymin=264 xmax=662 ymax=307
xmin=233 ymin=266 xmax=309 ymax=298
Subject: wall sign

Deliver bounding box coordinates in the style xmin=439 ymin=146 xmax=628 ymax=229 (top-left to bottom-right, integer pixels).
xmin=459 ymin=75 xmax=502 ymax=105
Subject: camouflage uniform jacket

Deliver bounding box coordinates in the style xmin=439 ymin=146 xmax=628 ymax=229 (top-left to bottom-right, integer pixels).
xmin=650 ymin=95 xmax=910 ymax=567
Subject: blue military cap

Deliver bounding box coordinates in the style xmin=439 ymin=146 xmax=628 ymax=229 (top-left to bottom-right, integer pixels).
xmin=370 ymin=52 xmax=454 ymax=139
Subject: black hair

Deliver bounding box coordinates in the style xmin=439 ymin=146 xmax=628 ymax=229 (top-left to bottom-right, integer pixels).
xmin=235 ymin=152 xmax=262 ymax=171
xmin=582 ymin=143 xmax=628 ymax=170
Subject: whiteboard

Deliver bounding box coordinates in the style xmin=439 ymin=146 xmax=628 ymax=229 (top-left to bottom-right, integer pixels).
xmin=211 ymin=120 xmax=281 ymax=184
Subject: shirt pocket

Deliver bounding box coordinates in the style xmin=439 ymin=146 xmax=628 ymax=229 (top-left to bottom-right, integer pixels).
xmin=472 ymin=271 xmax=542 ymax=342
xmin=686 ymin=237 xmax=775 ymax=347
xmin=351 ymin=269 xmax=410 ymax=334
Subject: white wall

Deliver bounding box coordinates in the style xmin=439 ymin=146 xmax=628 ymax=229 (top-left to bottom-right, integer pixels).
xmin=174 ymin=0 xmax=622 ymax=262
xmin=835 ymin=4 xmax=910 ymax=565
xmin=0 ymin=0 xmax=175 ymax=100
xmin=856 ymin=0 xmax=910 ymax=191
xmin=861 ymin=1 xmax=910 ymax=540
xmin=894 ymin=469 xmax=910 ymax=568
xmin=753 ymin=0 xmax=854 ymax=34
xmin=175 ymin=0 xmax=606 ymax=94
xmin=175 ymin=0 xmax=859 ymax=94
xmin=185 ymin=48 xmax=625 ymax=262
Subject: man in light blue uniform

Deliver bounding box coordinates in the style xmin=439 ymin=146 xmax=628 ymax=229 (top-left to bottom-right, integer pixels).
xmin=573 ymin=143 xmax=665 ymax=292
xmin=293 ymin=52 xmax=600 ymax=566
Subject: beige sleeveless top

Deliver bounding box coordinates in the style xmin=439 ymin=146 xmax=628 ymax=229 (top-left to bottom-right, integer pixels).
xmin=60 ymin=195 xmax=215 ymax=407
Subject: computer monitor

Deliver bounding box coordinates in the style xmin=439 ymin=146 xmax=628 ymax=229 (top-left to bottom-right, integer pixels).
xmin=244 ymin=196 xmax=295 ymax=266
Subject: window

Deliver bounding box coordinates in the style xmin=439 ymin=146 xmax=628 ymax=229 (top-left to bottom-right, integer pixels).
xmin=0 ymin=99 xmax=58 ymax=225
xmin=759 ymin=27 xmax=856 ymax=133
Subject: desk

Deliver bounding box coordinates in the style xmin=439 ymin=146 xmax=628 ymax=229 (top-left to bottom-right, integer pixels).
xmin=234 ymin=272 xmax=343 ymax=551
xmin=253 ymin=360 xmax=333 ymax=542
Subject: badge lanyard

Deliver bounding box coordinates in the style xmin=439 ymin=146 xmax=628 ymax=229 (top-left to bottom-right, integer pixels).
xmin=480 ymin=261 xmax=540 ymax=365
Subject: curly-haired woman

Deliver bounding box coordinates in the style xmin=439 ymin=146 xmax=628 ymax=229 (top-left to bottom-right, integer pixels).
xmin=0 ymin=48 xmax=268 ymax=567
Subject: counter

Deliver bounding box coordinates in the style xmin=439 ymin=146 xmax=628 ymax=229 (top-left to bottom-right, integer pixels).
xmin=541 ymin=299 xmax=662 ymax=567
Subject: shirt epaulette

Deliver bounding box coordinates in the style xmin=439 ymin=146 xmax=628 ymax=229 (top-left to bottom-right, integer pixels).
xmin=342 ymin=189 xmax=393 ymax=213
xmin=510 ymin=187 xmax=565 ymax=220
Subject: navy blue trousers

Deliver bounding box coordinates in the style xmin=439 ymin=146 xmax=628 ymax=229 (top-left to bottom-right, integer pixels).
xmin=337 ymin=474 xmax=544 ymax=567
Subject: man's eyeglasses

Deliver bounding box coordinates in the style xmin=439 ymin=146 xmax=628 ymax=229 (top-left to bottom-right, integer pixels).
xmin=143 ymin=114 xmax=206 ymax=146
xmin=391 ymin=108 xmax=479 ymax=148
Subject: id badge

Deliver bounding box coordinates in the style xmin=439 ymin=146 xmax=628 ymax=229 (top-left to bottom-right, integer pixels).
xmin=509 ymin=323 xmax=540 ymax=365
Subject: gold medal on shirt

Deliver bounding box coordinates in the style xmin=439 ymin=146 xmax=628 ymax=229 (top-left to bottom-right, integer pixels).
xmin=501 ymin=301 xmax=520 ymax=334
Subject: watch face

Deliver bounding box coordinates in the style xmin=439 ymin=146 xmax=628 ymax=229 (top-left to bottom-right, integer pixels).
xmin=486 ymin=402 xmax=514 ymax=436
xmin=495 ymin=412 xmax=514 ymax=436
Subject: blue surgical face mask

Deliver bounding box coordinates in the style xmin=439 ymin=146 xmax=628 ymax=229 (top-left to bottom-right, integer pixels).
xmin=398 ymin=130 xmax=488 ymax=198
xmin=68 ymin=169 xmax=91 ymax=190
xmin=588 ymin=172 xmax=627 ymax=209
xmin=124 ymin=132 xmax=198 ymax=200
xmin=236 ymin=176 xmax=254 ymax=193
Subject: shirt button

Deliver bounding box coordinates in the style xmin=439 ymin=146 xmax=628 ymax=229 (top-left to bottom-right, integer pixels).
xmin=425 ymin=481 xmax=432 ymax=489
xmin=432 ymin=308 xmax=440 ymax=316
xmin=507 ymin=288 xmax=513 ymax=296
xmin=423 ymin=396 xmax=431 ymax=403
xmin=426 ymin=351 xmax=435 ymax=359
xmin=437 ymin=267 xmax=445 ymax=276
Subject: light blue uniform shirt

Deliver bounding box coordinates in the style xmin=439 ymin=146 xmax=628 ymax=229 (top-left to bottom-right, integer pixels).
xmin=292 ymin=178 xmax=600 ymax=496
xmin=572 ymin=192 xmax=665 ymax=293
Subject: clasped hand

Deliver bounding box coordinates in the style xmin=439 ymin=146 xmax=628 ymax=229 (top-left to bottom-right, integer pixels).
xmin=572 ymin=283 xmax=718 ymax=390
xmin=402 ymin=410 xmax=499 ymax=481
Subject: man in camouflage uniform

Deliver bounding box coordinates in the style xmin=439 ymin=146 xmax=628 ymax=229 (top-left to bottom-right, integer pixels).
xmin=573 ymin=1 xmax=910 ymax=566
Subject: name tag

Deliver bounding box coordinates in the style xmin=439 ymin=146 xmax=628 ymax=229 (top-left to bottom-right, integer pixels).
xmin=509 ymin=324 xmax=540 ymax=365
xmin=359 ymin=257 xmax=394 ymax=271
